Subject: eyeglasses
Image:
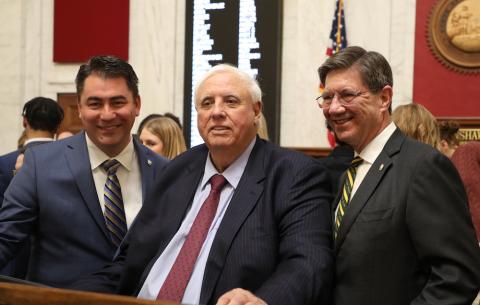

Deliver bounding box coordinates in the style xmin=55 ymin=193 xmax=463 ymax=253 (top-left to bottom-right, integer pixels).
xmin=315 ymin=90 xmax=365 ymax=109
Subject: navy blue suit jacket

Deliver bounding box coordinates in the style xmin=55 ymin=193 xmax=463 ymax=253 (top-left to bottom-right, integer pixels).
xmin=73 ymin=138 xmax=334 ymax=305
xmin=0 ymin=140 xmax=54 ymax=277
xmin=0 ymin=150 xmax=20 ymax=206
xmin=0 ymin=132 xmax=167 ymax=287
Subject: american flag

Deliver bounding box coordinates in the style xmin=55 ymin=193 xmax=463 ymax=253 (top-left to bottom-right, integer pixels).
xmin=326 ymin=0 xmax=347 ymax=56
xmin=324 ymin=0 xmax=347 ymax=147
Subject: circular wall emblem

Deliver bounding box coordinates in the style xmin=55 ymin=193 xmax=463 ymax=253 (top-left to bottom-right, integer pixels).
xmin=428 ymin=0 xmax=480 ymax=73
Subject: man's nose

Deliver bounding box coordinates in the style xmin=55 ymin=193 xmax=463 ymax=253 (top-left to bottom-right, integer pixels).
xmin=328 ymin=95 xmax=344 ymax=113
xmin=100 ymin=105 xmax=116 ymax=120
xmin=211 ymin=100 xmax=226 ymax=116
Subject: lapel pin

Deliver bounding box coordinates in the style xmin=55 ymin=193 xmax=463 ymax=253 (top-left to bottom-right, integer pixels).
xmin=379 ymin=164 xmax=384 ymax=171
xmin=147 ymin=159 xmax=152 ymax=166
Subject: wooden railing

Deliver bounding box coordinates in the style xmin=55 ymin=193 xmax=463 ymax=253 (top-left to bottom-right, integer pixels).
xmin=0 ymin=282 xmax=179 ymax=305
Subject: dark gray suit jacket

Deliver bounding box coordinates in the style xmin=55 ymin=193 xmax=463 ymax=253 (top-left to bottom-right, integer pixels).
xmin=334 ymin=129 xmax=480 ymax=305
xmin=0 ymin=132 xmax=167 ymax=287
xmin=73 ymin=138 xmax=334 ymax=305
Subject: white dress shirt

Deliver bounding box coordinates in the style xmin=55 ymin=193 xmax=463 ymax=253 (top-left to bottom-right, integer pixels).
xmin=137 ymin=138 xmax=256 ymax=304
xmin=335 ymin=122 xmax=397 ymax=216
xmin=85 ymin=133 xmax=142 ymax=228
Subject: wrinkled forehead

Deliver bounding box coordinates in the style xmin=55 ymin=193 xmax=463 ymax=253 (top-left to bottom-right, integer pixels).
xmin=195 ymin=71 xmax=248 ymax=99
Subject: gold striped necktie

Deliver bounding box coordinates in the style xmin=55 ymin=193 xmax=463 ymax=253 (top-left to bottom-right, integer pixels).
xmin=334 ymin=156 xmax=363 ymax=238
xmin=102 ymin=159 xmax=127 ymax=247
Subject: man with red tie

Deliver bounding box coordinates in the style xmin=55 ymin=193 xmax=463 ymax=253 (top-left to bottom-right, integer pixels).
xmin=73 ymin=64 xmax=334 ymax=305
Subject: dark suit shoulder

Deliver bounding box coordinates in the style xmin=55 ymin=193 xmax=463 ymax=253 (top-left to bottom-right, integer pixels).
xmin=262 ymin=140 xmax=318 ymax=164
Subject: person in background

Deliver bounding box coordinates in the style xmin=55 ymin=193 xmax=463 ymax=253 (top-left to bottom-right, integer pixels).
xmin=438 ymin=120 xmax=460 ymax=157
xmin=73 ymin=63 xmax=334 ymax=305
xmin=57 ymin=130 xmax=75 ymax=140
xmin=452 ymin=141 xmax=480 ymax=242
xmin=0 ymin=96 xmax=64 ymax=207
xmin=139 ymin=116 xmax=187 ymax=160
xmin=16 ymin=130 xmax=27 ymax=149
xmin=257 ymin=112 xmax=269 ymax=140
xmin=0 ymin=55 xmax=168 ymax=287
xmin=0 ymin=96 xmax=64 ymax=278
xmin=136 ymin=113 xmax=163 ymax=136
xmin=318 ymin=45 xmax=480 ymax=305
xmin=392 ymin=103 xmax=440 ymax=148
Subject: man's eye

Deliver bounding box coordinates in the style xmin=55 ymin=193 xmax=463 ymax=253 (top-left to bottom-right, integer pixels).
xmin=225 ymin=99 xmax=239 ymax=106
xmin=340 ymin=92 xmax=357 ymax=101
xmin=112 ymin=100 xmax=126 ymax=107
xmin=88 ymin=102 xmax=100 ymax=108
xmin=200 ymin=99 xmax=214 ymax=108
xmin=322 ymin=95 xmax=333 ymax=102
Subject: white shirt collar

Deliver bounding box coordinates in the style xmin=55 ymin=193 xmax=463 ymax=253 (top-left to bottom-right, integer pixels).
xmin=357 ymin=122 xmax=396 ymax=164
xmin=24 ymin=137 xmax=54 ymax=146
xmin=200 ymin=137 xmax=257 ymax=190
xmin=85 ymin=133 xmax=135 ymax=172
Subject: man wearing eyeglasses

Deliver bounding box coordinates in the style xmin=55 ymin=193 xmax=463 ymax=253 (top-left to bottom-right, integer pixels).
xmin=318 ymin=46 xmax=480 ymax=305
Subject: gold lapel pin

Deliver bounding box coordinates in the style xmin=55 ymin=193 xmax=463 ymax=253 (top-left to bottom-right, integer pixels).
xmin=379 ymin=164 xmax=384 ymax=171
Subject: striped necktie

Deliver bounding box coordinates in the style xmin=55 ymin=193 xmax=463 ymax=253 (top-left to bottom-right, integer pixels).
xmin=101 ymin=159 xmax=127 ymax=247
xmin=156 ymin=174 xmax=227 ymax=302
xmin=334 ymin=156 xmax=363 ymax=238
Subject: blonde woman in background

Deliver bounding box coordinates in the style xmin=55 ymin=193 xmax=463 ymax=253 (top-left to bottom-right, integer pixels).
xmin=392 ymin=103 xmax=440 ymax=148
xmin=257 ymin=112 xmax=269 ymax=140
xmin=139 ymin=116 xmax=187 ymax=160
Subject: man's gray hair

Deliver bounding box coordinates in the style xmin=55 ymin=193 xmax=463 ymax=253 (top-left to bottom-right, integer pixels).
xmin=194 ymin=64 xmax=262 ymax=103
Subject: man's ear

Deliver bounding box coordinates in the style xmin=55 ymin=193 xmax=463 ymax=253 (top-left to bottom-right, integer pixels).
xmin=254 ymin=101 xmax=262 ymax=117
xmin=134 ymin=95 xmax=142 ymax=116
xmin=22 ymin=117 xmax=28 ymax=128
xmin=379 ymin=85 xmax=393 ymax=112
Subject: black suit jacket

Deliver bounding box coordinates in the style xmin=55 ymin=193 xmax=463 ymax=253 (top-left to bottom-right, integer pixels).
xmin=0 ymin=133 xmax=167 ymax=287
xmin=73 ymin=138 xmax=334 ymax=305
xmin=334 ymin=129 xmax=480 ymax=305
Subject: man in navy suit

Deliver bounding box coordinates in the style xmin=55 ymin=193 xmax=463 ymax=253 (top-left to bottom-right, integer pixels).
xmin=0 ymin=97 xmax=64 ymax=206
xmin=0 ymin=55 xmax=167 ymax=287
xmin=0 ymin=97 xmax=64 ymax=277
xmin=317 ymin=46 xmax=480 ymax=304
xmin=73 ymin=64 xmax=334 ymax=305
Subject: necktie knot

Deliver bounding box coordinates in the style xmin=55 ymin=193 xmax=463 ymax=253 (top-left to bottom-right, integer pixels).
xmin=351 ymin=156 xmax=363 ymax=168
xmin=210 ymin=174 xmax=227 ymax=193
xmin=102 ymin=159 xmax=121 ymax=175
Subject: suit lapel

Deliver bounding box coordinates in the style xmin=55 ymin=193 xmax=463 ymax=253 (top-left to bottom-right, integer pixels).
xmin=200 ymin=139 xmax=265 ymax=304
xmin=334 ymin=130 xmax=404 ymax=253
xmin=133 ymin=138 xmax=155 ymax=203
xmin=64 ymin=132 xmax=111 ymax=241
xmin=136 ymin=148 xmax=208 ymax=290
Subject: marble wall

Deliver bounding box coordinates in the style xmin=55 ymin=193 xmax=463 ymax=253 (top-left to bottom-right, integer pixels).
xmin=0 ymin=0 xmax=416 ymax=155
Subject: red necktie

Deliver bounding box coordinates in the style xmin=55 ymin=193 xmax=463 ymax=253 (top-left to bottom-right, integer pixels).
xmin=156 ymin=174 xmax=227 ymax=302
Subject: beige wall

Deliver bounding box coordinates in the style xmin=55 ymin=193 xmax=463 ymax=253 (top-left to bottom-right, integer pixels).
xmin=0 ymin=0 xmax=416 ymax=155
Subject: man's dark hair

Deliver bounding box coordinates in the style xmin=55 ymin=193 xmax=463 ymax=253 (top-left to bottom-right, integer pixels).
xmin=22 ymin=97 xmax=64 ymax=133
xmin=75 ymin=55 xmax=139 ymax=99
xmin=318 ymin=46 xmax=393 ymax=111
